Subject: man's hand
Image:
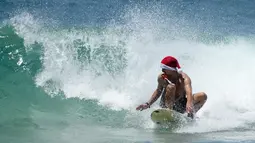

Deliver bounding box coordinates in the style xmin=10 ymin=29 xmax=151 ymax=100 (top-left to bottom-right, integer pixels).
xmin=186 ymin=101 xmax=194 ymax=119
xmin=186 ymin=101 xmax=194 ymax=114
xmin=136 ymin=103 xmax=150 ymax=111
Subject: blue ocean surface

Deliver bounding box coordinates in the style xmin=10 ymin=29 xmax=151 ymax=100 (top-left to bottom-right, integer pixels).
xmin=1 ymin=0 xmax=255 ymax=143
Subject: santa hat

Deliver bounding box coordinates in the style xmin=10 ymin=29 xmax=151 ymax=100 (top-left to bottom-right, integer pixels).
xmin=160 ymin=56 xmax=181 ymax=71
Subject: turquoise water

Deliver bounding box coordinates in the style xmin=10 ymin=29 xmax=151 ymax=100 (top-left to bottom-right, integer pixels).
xmin=1 ymin=0 xmax=255 ymax=143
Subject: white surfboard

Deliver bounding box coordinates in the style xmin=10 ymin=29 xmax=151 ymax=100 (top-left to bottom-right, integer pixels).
xmin=150 ymin=108 xmax=192 ymax=125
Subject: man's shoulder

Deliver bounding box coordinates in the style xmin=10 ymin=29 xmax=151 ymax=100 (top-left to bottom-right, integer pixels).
xmin=180 ymin=71 xmax=191 ymax=82
xmin=157 ymin=72 xmax=165 ymax=82
xmin=180 ymin=71 xmax=188 ymax=77
xmin=157 ymin=72 xmax=164 ymax=78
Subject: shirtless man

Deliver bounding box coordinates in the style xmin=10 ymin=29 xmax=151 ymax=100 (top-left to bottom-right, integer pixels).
xmin=136 ymin=56 xmax=207 ymax=118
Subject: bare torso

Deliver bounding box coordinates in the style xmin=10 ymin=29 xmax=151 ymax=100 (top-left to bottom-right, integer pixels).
xmin=158 ymin=72 xmax=187 ymax=101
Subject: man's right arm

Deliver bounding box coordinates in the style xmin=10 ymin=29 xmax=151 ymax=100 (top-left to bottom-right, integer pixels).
xmin=136 ymin=74 xmax=165 ymax=111
xmin=146 ymin=75 xmax=164 ymax=106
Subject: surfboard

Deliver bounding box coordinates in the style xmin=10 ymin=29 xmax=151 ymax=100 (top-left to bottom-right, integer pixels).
xmin=150 ymin=108 xmax=192 ymax=125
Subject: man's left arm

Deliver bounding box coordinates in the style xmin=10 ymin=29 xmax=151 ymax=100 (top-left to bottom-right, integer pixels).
xmin=184 ymin=75 xmax=193 ymax=104
xmin=183 ymin=74 xmax=194 ymax=115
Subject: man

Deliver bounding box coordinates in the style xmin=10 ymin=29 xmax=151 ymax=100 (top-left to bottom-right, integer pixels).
xmin=136 ymin=56 xmax=207 ymax=118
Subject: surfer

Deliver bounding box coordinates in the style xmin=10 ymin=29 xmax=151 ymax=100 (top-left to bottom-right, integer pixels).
xmin=136 ymin=56 xmax=207 ymax=118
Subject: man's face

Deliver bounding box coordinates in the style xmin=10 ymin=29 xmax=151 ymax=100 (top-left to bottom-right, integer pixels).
xmin=164 ymin=69 xmax=178 ymax=76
